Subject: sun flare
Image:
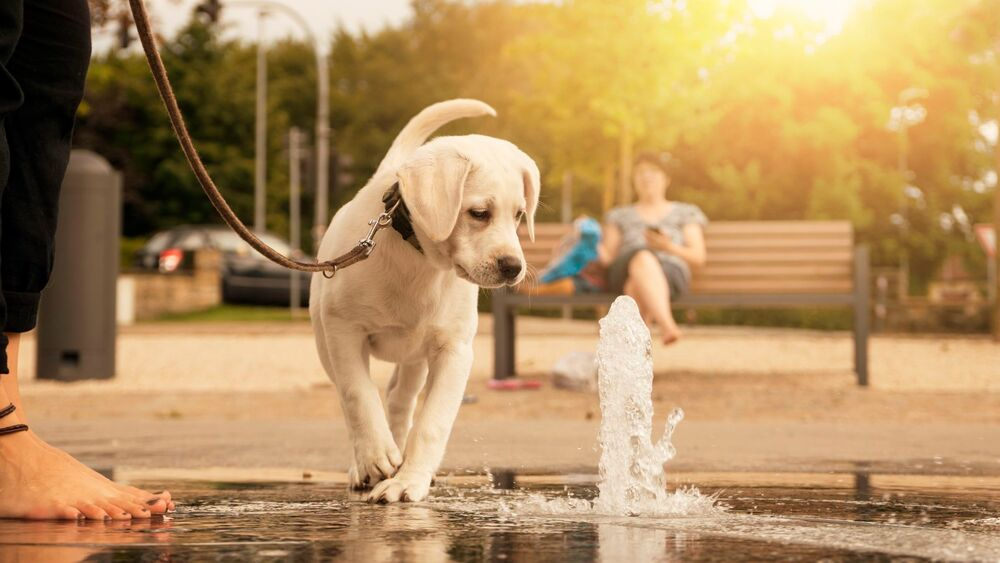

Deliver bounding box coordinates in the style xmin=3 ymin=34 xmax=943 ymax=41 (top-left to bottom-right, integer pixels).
xmin=748 ymin=0 xmax=859 ymax=35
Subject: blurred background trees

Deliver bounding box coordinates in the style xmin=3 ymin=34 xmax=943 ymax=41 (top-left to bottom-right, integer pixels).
xmin=79 ymin=0 xmax=1000 ymax=295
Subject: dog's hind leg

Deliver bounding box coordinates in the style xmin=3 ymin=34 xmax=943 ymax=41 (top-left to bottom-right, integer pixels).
xmin=385 ymin=361 xmax=429 ymax=452
xmin=320 ymin=325 xmax=402 ymax=490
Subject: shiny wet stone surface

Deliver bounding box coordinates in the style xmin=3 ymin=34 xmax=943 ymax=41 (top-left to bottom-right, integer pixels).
xmin=1 ymin=472 xmax=999 ymax=562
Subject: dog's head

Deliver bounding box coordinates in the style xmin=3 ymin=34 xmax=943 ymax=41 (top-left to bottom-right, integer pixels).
xmin=396 ymin=135 xmax=539 ymax=288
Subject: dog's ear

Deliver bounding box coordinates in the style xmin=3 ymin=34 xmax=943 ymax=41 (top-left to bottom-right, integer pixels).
xmin=520 ymin=155 xmax=541 ymax=242
xmin=396 ymin=146 xmax=473 ymax=243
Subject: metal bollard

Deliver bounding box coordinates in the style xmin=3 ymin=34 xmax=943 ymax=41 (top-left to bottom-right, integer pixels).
xmin=36 ymin=150 xmax=121 ymax=381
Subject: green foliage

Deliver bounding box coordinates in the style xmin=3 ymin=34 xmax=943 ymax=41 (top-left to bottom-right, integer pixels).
xmin=150 ymin=304 xmax=305 ymax=322
xmin=119 ymin=236 xmax=147 ymax=270
xmin=80 ymin=0 xmax=1000 ymax=291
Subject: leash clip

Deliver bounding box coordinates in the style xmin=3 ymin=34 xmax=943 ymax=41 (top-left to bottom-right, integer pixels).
xmin=358 ymin=209 xmax=395 ymax=256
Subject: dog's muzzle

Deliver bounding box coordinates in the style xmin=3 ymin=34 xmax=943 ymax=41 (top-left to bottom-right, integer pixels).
xmin=497 ymin=255 xmax=523 ymax=283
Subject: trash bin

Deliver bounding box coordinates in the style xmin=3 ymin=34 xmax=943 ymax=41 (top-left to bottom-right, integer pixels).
xmin=36 ymin=150 xmax=121 ymax=381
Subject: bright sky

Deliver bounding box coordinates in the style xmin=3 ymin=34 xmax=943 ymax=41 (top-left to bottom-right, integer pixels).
xmin=95 ymin=0 xmax=414 ymax=54
xmin=747 ymin=0 xmax=859 ymax=36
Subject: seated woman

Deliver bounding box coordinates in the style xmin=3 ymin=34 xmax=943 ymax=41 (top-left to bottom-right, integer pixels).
xmin=598 ymin=152 xmax=707 ymax=345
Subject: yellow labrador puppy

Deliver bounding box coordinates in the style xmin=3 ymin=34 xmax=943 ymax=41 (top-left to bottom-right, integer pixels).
xmin=310 ymin=99 xmax=539 ymax=503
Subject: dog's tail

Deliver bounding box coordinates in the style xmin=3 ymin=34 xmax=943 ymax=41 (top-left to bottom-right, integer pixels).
xmin=376 ymin=99 xmax=496 ymax=175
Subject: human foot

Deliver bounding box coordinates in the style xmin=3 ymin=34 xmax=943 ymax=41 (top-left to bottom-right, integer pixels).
xmin=44 ymin=448 xmax=174 ymax=513
xmin=0 ymin=382 xmax=173 ymax=512
xmin=0 ymin=421 xmax=167 ymax=520
xmin=661 ymin=322 xmax=683 ymax=345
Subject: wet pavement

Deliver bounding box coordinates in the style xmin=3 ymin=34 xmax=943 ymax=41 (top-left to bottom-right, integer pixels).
xmin=1 ymin=471 xmax=998 ymax=562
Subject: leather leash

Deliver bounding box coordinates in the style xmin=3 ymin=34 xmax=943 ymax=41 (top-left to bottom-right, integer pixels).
xmin=127 ymin=0 xmax=394 ymax=276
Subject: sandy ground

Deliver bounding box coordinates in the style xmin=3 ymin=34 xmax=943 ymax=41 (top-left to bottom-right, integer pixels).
xmin=14 ymin=316 xmax=1000 ymax=476
xmin=17 ymin=315 xmax=1000 ymax=393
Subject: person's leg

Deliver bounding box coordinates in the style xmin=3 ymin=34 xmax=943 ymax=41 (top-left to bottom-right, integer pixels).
xmin=0 ymin=333 xmax=166 ymax=520
xmin=0 ymin=0 xmax=22 ymax=384
xmin=622 ymin=250 xmax=682 ymax=344
xmin=1 ymin=333 xmax=23 ymax=418
xmin=0 ymin=0 xmax=172 ymax=520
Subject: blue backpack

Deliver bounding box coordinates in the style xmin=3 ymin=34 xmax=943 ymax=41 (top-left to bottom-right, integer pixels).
xmin=539 ymin=217 xmax=602 ymax=284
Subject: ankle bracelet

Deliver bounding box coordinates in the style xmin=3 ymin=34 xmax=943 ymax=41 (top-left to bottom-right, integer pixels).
xmin=0 ymin=403 xmax=28 ymax=436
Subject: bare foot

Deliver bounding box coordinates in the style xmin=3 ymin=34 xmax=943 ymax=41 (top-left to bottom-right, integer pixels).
xmin=58 ymin=449 xmax=175 ymax=514
xmin=661 ymin=322 xmax=683 ymax=345
xmin=0 ymin=422 xmax=170 ymax=520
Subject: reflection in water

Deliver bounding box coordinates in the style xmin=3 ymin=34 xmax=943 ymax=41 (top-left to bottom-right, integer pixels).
xmin=0 ymin=477 xmax=997 ymax=561
xmin=0 ymin=518 xmax=173 ymax=563
xmin=491 ymin=469 xmax=517 ymax=490
xmin=340 ymin=502 xmax=450 ymax=563
xmin=598 ymin=523 xmax=667 ymax=563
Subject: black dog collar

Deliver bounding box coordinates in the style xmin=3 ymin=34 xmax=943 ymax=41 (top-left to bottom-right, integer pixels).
xmin=382 ymin=183 xmax=423 ymax=253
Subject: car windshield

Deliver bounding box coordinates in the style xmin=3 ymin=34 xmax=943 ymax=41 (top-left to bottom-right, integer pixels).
xmin=207 ymin=230 xmax=292 ymax=255
xmin=143 ymin=231 xmax=175 ymax=253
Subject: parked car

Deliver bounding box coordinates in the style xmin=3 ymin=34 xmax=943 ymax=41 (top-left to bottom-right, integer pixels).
xmin=134 ymin=225 xmax=311 ymax=306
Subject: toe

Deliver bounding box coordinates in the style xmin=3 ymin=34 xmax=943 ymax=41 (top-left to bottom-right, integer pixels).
xmin=77 ymin=503 xmax=111 ymax=521
xmin=375 ymin=459 xmax=398 ymax=481
xmin=367 ymin=480 xmax=400 ymax=504
xmin=124 ymin=485 xmax=172 ymax=507
xmin=388 ymin=448 xmax=403 ymax=468
xmin=142 ymin=496 xmax=169 ymax=514
xmin=23 ymin=504 xmax=83 ymax=520
xmin=97 ymin=501 xmax=132 ymax=521
xmin=115 ymin=498 xmax=152 ymax=519
xmin=348 ymin=466 xmax=370 ymax=490
xmin=55 ymin=506 xmax=85 ymax=520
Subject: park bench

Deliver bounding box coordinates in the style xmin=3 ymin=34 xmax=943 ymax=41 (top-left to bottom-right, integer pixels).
xmin=492 ymin=221 xmax=871 ymax=385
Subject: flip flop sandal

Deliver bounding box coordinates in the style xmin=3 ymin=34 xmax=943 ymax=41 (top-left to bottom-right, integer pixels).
xmin=487 ymin=379 xmax=542 ymax=391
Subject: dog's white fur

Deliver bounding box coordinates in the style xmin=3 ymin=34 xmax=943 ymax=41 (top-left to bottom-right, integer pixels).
xmin=309 ymin=99 xmax=539 ymax=503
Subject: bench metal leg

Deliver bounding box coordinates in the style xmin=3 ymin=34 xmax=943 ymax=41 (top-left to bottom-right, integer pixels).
xmin=492 ymin=290 xmax=516 ymax=380
xmin=853 ymin=245 xmax=871 ymax=386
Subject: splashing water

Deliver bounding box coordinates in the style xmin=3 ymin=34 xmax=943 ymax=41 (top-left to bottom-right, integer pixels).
xmin=594 ymin=296 xmax=686 ymax=516
xmin=483 ymin=296 xmax=717 ymax=518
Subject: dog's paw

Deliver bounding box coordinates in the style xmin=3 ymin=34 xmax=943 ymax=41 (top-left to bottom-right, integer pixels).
xmin=351 ymin=437 xmax=403 ymax=488
xmin=347 ymin=463 xmax=369 ymax=490
xmin=366 ymin=471 xmax=432 ymax=504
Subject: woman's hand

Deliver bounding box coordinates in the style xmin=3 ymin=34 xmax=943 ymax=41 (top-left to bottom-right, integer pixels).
xmin=644 ymin=228 xmax=675 ymax=253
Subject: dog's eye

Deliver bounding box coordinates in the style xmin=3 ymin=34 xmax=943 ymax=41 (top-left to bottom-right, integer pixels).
xmin=468 ymin=209 xmax=490 ymax=221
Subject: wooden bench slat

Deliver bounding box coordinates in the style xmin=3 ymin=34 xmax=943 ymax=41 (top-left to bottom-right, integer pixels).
xmin=521 ymin=221 xmax=852 ymax=237
xmin=691 ymin=279 xmax=853 ymax=293
xmin=706 ymin=250 xmax=854 ymax=264
xmin=703 ymin=221 xmax=852 ymax=235
xmin=698 ymin=264 xmax=852 ymax=278
xmin=704 ymin=237 xmax=853 ymax=250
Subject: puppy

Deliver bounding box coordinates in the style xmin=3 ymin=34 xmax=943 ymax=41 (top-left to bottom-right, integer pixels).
xmin=309 ymin=99 xmax=539 ymax=503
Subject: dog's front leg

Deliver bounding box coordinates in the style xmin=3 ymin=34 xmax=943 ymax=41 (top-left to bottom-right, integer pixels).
xmin=322 ymin=329 xmax=402 ymax=489
xmin=386 ymin=361 xmax=429 ymax=451
xmin=367 ymin=343 xmax=472 ymax=503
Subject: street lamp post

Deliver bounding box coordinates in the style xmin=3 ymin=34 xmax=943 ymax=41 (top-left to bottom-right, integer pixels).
xmin=289 ymin=127 xmax=303 ymax=315
xmin=254 ymin=9 xmax=268 ymax=233
xmin=228 ymin=0 xmax=330 ymax=249
xmin=994 ymin=118 xmax=1000 ymax=341
xmin=890 ymin=87 xmax=928 ymax=300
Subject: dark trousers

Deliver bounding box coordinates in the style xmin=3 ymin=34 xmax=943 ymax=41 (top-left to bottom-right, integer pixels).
xmin=0 ymin=0 xmax=91 ymax=374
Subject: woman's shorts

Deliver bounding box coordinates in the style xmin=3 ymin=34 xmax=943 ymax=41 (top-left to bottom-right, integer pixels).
xmin=606 ymin=248 xmax=689 ymax=298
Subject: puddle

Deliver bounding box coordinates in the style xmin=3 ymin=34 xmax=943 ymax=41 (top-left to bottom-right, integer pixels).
xmin=4 ymin=300 xmax=997 ymax=560
xmin=1 ymin=472 xmax=998 ymax=562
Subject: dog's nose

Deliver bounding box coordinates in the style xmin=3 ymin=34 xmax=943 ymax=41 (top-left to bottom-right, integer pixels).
xmin=497 ymin=256 xmax=523 ymax=280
